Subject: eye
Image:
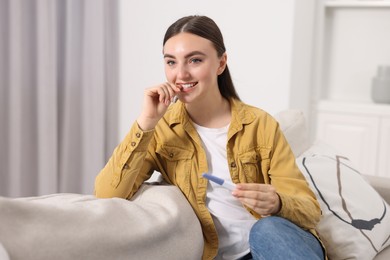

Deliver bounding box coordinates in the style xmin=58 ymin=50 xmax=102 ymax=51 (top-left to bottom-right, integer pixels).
xmin=190 ymin=58 xmax=202 ymax=64
xmin=166 ymin=60 xmax=175 ymax=66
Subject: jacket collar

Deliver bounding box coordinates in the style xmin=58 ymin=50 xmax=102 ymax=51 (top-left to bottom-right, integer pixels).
xmin=166 ymin=98 xmax=256 ymax=129
xmin=166 ymin=101 xmax=188 ymax=127
xmin=228 ymin=98 xmax=256 ymax=139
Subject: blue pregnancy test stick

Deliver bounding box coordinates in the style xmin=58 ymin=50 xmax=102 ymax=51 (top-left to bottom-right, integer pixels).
xmin=202 ymin=173 xmax=236 ymax=191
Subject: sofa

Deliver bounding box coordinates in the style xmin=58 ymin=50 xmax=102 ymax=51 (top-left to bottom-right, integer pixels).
xmin=0 ymin=109 xmax=389 ymax=260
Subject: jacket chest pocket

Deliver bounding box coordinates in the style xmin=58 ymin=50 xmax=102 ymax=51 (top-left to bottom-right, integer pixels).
xmin=238 ymin=148 xmax=270 ymax=183
xmin=156 ymin=145 xmax=194 ymax=193
xmin=238 ymin=151 xmax=261 ymax=183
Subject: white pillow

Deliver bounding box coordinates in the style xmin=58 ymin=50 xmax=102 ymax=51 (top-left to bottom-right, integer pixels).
xmin=274 ymin=109 xmax=310 ymax=157
xmin=296 ymin=142 xmax=390 ymax=259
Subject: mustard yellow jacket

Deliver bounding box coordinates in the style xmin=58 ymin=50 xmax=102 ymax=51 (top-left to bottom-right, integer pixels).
xmin=95 ymin=99 xmax=322 ymax=260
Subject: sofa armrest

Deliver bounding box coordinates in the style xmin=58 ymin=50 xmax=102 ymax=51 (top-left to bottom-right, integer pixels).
xmin=363 ymin=175 xmax=390 ymax=204
xmin=0 ymin=185 xmax=204 ymax=260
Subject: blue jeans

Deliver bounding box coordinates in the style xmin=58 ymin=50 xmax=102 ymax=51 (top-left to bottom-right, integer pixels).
xmin=248 ymin=216 xmax=324 ymax=260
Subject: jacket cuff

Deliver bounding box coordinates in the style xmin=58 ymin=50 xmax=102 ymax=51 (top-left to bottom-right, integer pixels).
xmin=123 ymin=121 xmax=155 ymax=152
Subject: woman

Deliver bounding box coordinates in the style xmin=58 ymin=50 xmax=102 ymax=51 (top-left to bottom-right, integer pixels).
xmin=95 ymin=15 xmax=325 ymax=260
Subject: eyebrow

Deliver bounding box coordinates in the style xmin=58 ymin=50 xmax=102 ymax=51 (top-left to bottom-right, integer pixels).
xmin=163 ymin=51 xmax=206 ymax=59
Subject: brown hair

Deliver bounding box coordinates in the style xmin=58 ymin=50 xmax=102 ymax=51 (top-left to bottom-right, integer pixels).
xmin=163 ymin=15 xmax=240 ymax=101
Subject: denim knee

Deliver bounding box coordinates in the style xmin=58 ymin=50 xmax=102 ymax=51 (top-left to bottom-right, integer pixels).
xmin=248 ymin=216 xmax=324 ymax=260
xmin=249 ymin=216 xmax=286 ymax=240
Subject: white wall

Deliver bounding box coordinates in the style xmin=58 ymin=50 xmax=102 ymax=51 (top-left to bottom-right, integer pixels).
xmin=290 ymin=0 xmax=317 ymax=130
xmin=119 ymin=0 xmax=312 ymax=139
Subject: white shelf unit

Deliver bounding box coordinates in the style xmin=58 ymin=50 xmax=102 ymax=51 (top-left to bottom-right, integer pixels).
xmin=325 ymin=0 xmax=390 ymax=7
xmin=312 ymin=0 xmax=390 ymax=177
xmin=316 ymin=101 xmax=390 ymax=177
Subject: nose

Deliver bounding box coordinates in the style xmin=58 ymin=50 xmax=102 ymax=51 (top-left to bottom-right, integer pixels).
xmin=177 ymin=64 xmax=190 ymax=80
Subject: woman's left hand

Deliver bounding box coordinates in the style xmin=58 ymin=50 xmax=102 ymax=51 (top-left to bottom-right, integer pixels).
xmin=232 ymin=183 xmax=281 ymax=217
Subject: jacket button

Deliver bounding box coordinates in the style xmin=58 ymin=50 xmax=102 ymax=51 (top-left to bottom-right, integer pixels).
xmin=136 ymin=133 xmax=141 ymax=138
xmin=169 ymin=153 xmax=174 ymax=158
xmin=230 ymin=162 xmax=236 ymax=168
xmin=131 ymin=142 xmax=136 ymax=147
xmin=123 ymin=164 xmax=129 ymax=169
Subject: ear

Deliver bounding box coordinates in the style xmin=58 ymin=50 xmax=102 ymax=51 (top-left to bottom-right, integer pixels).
xmin=217 ymin=53 xmax=227 ymax=75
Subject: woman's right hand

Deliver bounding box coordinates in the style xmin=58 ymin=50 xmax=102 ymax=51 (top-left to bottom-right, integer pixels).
xmin=137 ymin=82 xmax=180 ymax=131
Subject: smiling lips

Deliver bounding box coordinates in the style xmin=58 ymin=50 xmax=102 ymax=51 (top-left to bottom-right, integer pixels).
xmin=176 ymin=82 xmax=198 ymax=92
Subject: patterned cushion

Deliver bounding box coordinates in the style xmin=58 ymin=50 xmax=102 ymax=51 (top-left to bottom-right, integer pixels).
xmin=296 ymin=142 xmax=390 ymax=259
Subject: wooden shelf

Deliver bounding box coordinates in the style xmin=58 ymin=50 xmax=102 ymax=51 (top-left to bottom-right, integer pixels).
xmin=325 ymin=0 xmax=390 ymax=7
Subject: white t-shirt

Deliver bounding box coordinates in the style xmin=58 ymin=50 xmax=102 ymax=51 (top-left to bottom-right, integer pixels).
xmin=193 ymin=122 xmax=257 ymax=260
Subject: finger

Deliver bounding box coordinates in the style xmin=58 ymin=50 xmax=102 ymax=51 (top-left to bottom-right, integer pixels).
xmin=158 ymin=85 xmax=170 ymax=104
xmin=163 ymin=82 xmax=179 ymax=102
xmin=238 ymin=197 xmax=272 ymax=214
xmin=166 ymin=82 xmax=183 ymax=101
xmin=168 ymin=82 xmax=181 ymax=93
xmin=237 ymin=195 xmax=275 ymax=207
xmin=234 ymin=184 xmax=276 ymax=198
xmin=236 ymin=183 xmax=269 ymax=191
xmin=160 ymin=82 xmax=180 ymax=104
xmin=159 ymin=84 xmax=175 ymax=105
xmin=145 ymin=87 xmax=161 ymax=98
xmin=237 ymin=196 xmax=277 ymax=216
xmin=233 ymin=190 xmax=270 ymax=202
xmin=237 ymin=190 xmax=281 ymax=216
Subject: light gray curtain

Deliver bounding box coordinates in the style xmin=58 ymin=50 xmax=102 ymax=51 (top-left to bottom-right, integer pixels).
xmin=0 ymin=0 xmax=119 ymax=197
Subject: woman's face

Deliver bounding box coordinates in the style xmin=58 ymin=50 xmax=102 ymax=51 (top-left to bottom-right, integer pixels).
xmin=163 ymin=32 xmax=226 ymax=104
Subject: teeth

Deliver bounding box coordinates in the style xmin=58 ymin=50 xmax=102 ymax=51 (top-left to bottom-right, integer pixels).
xmin=181 ymin=83 xmax=195 ymax=89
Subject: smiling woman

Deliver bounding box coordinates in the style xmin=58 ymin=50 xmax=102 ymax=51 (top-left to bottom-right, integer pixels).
xmin=162 ymin=32 xmax=230 ymax=124
xmin=95 ymin=15 xmax=325 ymax=260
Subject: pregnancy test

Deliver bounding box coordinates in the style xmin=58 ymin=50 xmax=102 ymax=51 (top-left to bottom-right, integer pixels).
xmin=202 ymin=173 xmax=236 ymax=191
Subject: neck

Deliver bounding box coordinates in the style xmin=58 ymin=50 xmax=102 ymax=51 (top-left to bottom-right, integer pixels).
xmin=186 ymin=95 xmax=231 ymax=128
